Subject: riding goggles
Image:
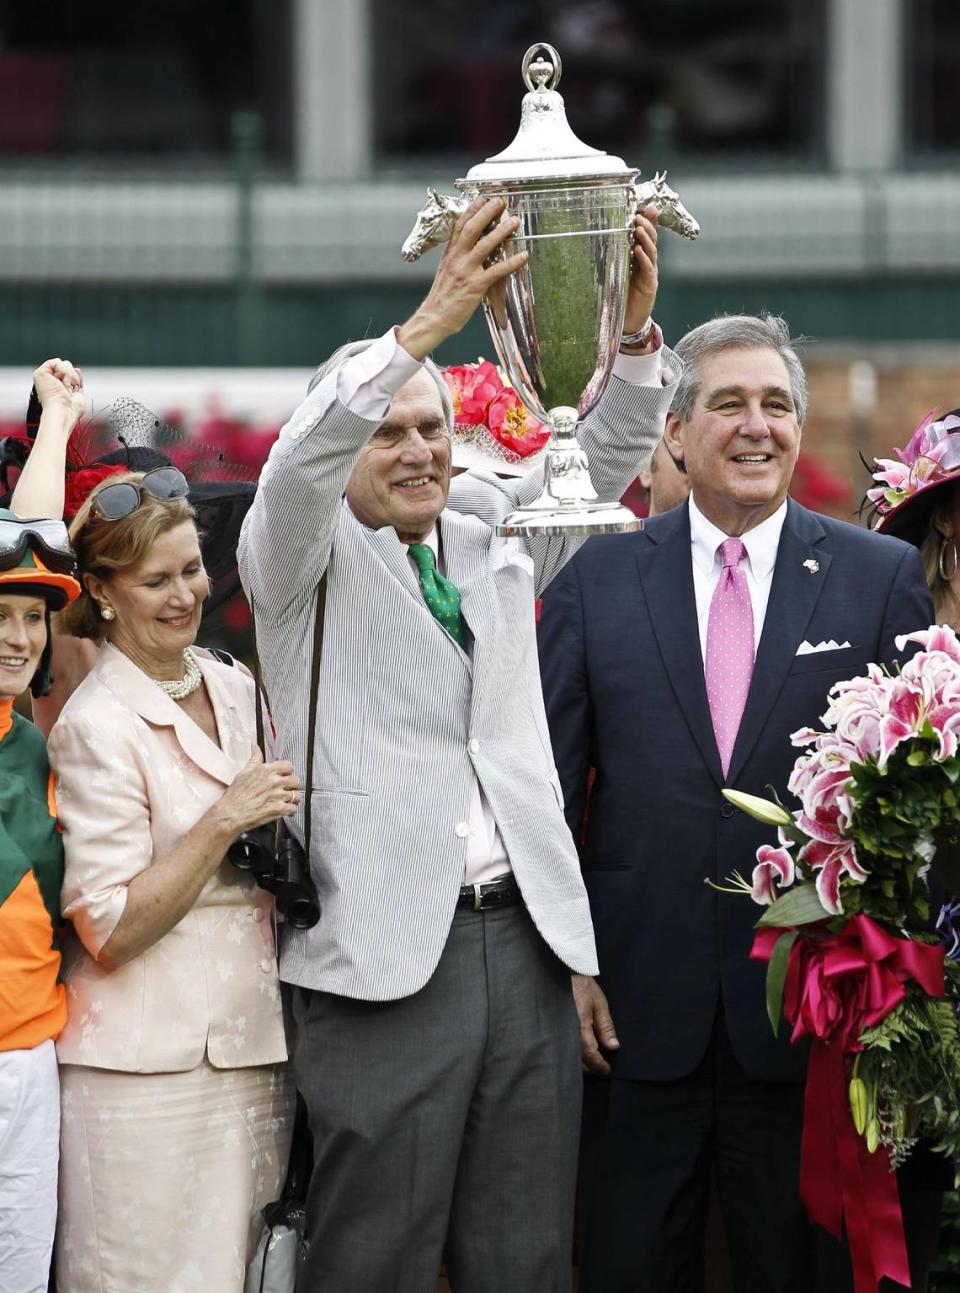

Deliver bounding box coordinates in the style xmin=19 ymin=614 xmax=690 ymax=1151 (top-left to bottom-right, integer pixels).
xmin=0 ymin=517 xmax=77 ymax=574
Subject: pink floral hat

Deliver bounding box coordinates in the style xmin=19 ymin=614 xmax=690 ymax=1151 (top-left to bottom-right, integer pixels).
xmin=867 ymin=407 xmax=960 ymax=546
xmin=441 ymin=360 xmax=550 ymax=477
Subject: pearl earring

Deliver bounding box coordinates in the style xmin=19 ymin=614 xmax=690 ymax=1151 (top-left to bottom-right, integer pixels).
xmin=100 ymin=605 xmax=116 ymax=621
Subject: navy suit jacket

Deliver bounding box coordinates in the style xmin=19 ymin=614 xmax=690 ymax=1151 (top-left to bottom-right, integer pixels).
xmin=538 ymin=498 xmax=934 ymax=1084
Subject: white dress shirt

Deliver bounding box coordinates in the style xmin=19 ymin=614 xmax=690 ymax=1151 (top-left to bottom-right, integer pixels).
xmin=406 ymin=528 xmax=511 ymax=885
xmin=688 ymin=495 xmax=788 ymax=661
xmin=296 ymin=326 xmax=671 ymax=885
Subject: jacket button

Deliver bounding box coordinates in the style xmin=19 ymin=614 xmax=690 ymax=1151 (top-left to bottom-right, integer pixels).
xmin=468 ymin=738 xmax=480 ymax=755
xmin=455 ymin=822 xmax=470 ymax=838
xmin=720 ymin=802 xmax=735 ymax=819
xmin=252 ymin=908 xmax=265 ymax=923
xmin=260 ymin=958 xmax=273 ymax=974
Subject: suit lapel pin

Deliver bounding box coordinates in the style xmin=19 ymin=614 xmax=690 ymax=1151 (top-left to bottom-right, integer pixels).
xmin=803 ymin=558 xmax=820 ymax=574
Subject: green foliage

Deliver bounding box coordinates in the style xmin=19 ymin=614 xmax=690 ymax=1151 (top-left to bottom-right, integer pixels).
xmin=857 ymin=970 xmax=960 ymax=1162
xmin=765 ymin=930 xmax=798 ymax=1035
xmin=834 ymin=740 xmax=960 ymax=926
xmin=757 ymin=884 xmax=832 ymax=928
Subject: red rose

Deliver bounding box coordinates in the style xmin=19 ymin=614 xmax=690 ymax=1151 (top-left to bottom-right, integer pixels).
xmin=486 ymin=389 xmax=550 ymax=458
xmin=64 ymin=464 xmax=127 ymax=520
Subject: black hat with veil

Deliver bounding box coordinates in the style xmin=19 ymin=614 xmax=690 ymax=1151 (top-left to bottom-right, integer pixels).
xmin=2 ymin=390 xmax=259 ymax=614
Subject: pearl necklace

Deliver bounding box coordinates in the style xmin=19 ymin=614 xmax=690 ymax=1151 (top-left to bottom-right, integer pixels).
xmin=151 ymin=648 xmax=202 ymax=701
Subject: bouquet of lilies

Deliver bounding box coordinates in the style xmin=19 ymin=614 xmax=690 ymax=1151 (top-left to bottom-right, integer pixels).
xmin=723 ymin=625 xmax=960 ymax=1292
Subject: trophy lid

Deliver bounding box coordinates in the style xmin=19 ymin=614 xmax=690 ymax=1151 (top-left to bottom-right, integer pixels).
xmin=457 ymin=43 xmax=637 ymax=187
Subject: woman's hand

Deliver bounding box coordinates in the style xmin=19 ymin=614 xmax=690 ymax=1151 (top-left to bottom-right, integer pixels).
xmin=214 ymin=747 xmax=302 ymax=839
xmin=33 ymin=358 xmax=85 ymax=435
xmin=11 ymin=358 xmax=86 ymax=519
xmin=85 ymin=747 xmax=302 ymax=970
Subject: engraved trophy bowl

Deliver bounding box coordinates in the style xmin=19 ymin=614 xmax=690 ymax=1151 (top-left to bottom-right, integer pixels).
xmin=472 ymin=175 xmax=637 ymax=534
xmin=401 ymin=43 xmax=699 ymax=537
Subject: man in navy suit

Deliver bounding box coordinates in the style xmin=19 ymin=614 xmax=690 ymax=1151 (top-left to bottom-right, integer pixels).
xmin=538 ymin=314 xmax=934 ymax=1293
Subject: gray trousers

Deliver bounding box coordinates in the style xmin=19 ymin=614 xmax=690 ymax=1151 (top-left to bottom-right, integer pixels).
xmin=291 ymin=903 xmax=581 ymax=1293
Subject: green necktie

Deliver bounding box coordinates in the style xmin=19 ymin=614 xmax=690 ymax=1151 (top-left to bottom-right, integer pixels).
xmin=408 ymin=543 xmax=469 ymax=650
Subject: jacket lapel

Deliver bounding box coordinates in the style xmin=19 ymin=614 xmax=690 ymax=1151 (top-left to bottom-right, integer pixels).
xmin=726 ymin=500 xmax=831 ymax=782
xmin=637 ymin=502 xmax=724 ymax=785
xmin=442 ymin=510 xmax=491 ymax=643
xmin=194 ymin=655 xmax=253 ymax=770
xmin=447 ymin=508 xmax=505 ymax=701
xmin=360 ymin=517 xmax=423 ymax=602
xmin=360 ymin=509 xmax=474 ymax=671
xmin=98 ymin=643 xmax=240 ymax=787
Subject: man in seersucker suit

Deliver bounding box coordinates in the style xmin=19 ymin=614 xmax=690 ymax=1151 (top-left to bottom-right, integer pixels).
xmin=538 ymin=313 xmax=937 ymax=1293
xmin=239 ymin=196 xmax=677 ymax=1292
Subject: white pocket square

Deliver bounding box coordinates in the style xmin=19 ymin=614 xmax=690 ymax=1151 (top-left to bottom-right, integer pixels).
xmin=795 ymin=639 xmax=852 ymax=656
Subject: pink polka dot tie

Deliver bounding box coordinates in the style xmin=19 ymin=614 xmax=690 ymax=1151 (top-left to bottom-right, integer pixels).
xmin=705 ymin=537 xmax=755 ymax=779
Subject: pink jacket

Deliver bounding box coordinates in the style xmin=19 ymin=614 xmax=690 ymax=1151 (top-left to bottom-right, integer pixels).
xmin=47 ymin=643 xmax=287 ymax=1073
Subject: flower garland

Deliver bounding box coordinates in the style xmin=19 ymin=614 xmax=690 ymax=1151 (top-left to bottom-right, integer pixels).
xmin=441 ymin=360 xmax=550 ymax=468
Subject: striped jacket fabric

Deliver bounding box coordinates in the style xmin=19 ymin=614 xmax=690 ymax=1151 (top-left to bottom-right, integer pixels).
xmin=238 ymin=357 xmax=678 ymax=1000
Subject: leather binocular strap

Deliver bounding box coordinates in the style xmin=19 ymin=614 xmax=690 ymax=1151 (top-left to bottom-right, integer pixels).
xmin=249 ymin=575 xmax=328 ymax=860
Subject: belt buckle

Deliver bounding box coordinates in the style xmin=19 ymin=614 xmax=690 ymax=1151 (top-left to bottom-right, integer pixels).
xmin=473 ymin=883 xmax=483 ymax=912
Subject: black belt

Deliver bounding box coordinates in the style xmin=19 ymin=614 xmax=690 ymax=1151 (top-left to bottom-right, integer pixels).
xmin=456 ymin=873 xmax=521 ymax=912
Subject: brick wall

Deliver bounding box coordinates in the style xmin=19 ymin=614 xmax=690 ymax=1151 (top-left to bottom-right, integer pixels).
xmin=801 ymin=346 xmax=960 ymax=521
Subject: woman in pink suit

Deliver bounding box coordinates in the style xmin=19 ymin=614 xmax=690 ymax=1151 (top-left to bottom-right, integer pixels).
xmin=22 ymin=380 xmax=303 ymax=1290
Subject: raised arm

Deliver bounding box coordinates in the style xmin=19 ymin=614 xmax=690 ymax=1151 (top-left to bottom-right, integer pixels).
xmin=238 ymin=195 xmax=529 ymax=623
xmin=9 ymin=359 xmax=85 ymax=519
xmin=447 ymin=208 xmax=677 ymax=595
xmin=237 ymin=350 xmax=403 ymax=624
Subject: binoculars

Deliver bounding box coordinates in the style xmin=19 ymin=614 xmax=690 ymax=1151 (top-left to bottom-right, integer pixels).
xmin=227 ymin=825 xmax=321 ymax=929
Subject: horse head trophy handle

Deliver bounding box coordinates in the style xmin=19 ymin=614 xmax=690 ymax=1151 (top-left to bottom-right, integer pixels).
xmin=401 ymin=189 xmax=469 ymax=263
xmin=631 ymin=171 xmax=701 ymax=241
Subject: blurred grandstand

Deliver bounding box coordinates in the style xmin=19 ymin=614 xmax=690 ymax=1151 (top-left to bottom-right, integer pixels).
xmin=6 ymin=4 xmax=959 ymax=1283
xmin=3 ymin=0 xmax=960 ymax=531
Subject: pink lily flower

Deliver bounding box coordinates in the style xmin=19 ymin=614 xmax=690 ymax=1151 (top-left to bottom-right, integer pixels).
xmin=896 ymin=625 xmax=960 ymax=667
xmin=814 ymin=858 xmax=844 ymax=916
xmin=751 ymin=845 xmax=796 ymax=905
xmin=869 ymin=458 xmax=911 ymax=493
xmin=926 ymin=694 xmax=960 ymax=761
xmin=877 ymin=713 xmax=916 ymax=769
xmin=897 ymin=408 xmax=944 ymax=465
xmin=800 ymin=838 xmax=867 ymax=883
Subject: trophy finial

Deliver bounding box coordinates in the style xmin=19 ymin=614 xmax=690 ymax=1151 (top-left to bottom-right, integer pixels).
xmin=522 ymin=43 xmax=562 ymax=93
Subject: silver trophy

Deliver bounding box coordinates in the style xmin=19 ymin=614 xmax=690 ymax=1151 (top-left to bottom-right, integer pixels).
xmin=402 ymin=43 xmax=699 ymax=536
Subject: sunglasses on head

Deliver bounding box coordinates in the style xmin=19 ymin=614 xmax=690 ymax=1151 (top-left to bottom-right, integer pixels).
xmin=0 ymin=517 xmax=77 ymax=574
xmin=93 ymin=466 xmax=190 ymax=521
